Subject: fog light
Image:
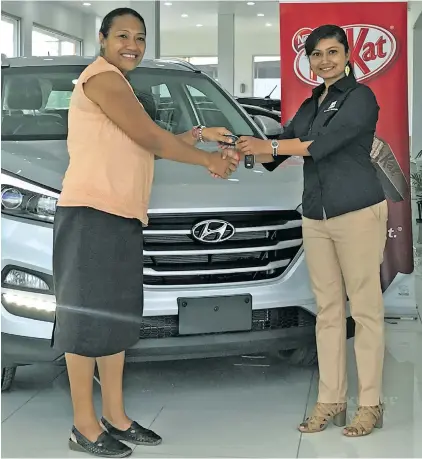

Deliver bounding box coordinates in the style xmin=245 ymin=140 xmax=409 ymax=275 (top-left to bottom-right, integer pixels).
xmin=3 ymin=270 xmax=49 ymax=291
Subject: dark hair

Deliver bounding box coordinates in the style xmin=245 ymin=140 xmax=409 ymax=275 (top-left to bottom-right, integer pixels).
xmin=99 ymin=7 xmax=146 ymax=39
xmin=304 ymin=24 xmax=354 ymax=76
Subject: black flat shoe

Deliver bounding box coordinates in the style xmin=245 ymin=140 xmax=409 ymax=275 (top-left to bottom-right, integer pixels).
xmin=100 ymin=417 xmax=162 ymax=446
xmin=69 ymin=426 xmax=132 ymax=457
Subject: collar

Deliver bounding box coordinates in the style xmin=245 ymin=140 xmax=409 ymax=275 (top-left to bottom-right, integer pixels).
xmin=312 ymin=75 xmax=358 ymax=99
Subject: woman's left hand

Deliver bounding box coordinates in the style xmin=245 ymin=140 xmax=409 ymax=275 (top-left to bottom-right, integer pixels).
xmin=202 ymin=127 xmax=234 ymax=144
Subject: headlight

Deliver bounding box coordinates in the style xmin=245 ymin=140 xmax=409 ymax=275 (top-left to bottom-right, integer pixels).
xmin=1 ymin=184 xmax=57 ymax=223
xmin=1 ymin=174 xmax=59 ymax=223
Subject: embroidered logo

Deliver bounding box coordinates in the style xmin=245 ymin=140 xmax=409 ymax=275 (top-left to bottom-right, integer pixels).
xmin=324 ymin=101 xmax=338 ymax=112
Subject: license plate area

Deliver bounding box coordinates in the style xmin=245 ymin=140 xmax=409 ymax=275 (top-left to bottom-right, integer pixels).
xmin=177 ymin=294 xmax=252 ymax=336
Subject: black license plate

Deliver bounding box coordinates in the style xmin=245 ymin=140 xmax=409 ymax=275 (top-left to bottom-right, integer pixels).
xmin=178 ymin=294 xmax=252 ymax=336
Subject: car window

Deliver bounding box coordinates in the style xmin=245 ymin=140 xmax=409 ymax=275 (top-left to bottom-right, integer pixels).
xmin=1 ymin=64 xmax=257 ymax=141
xmin=45 ymin=90 xmax=73 ymax=110
xmin=186 ymin=85 xmax=232 ymax=130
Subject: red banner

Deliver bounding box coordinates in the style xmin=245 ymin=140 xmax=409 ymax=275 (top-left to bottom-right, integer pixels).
xmin=279 ymin=1 xmax=413 ymax=290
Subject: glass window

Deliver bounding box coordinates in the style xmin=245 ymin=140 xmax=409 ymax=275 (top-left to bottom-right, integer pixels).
xmin=60 ymin=41 xmax=77 ymax=56
xmin=32 ymin=26 xmax=81 ymax=56
xmin=45 ymin=91 xmax=73 ymax=110
xmin=32 ymin=29 xmax=59 ymax=57
xmin=1 ymin=64 xmax=258 ymax=144
xmin=1 ymin=14 xmax=19 ymax=57
xmin=1 ymin=64 xmax=259 ymax=189
xmin=186 ymin=85 xmax=232 ymax=129
xmin=253 ymin=56 xmax=281 ymax=99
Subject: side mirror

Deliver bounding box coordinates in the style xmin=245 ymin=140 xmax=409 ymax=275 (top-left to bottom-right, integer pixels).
xmin=254 ymin=115 xmax=283 ymax=138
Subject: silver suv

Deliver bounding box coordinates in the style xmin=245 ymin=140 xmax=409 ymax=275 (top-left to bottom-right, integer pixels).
xmin=1 ymin=55 xmax=325 ymax=391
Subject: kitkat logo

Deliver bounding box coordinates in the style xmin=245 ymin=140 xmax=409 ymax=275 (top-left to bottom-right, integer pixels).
xmin=292 ymin=24 xmax=397 ymax=86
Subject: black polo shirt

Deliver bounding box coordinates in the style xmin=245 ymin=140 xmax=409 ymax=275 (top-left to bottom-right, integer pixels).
xmin=263 ymin=75 xmax=385 ymax=220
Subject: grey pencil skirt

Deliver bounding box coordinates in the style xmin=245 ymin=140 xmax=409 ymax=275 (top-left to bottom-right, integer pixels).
xmin=51 ymin=206 xmax=144 ymax=357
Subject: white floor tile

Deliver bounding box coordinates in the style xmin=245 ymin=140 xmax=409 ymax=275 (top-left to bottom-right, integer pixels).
xmin=1 ymin=364 xmax=64 ymax=422
xmin=298 ymin=321 xmax=422 ymax=458
xmin=135 ymin=406 xmax=303 ymax=458
xmin=2 ymin=319 xmax=421 ymax=458
xmin=1 ymin=371 xmax=163 ymax=458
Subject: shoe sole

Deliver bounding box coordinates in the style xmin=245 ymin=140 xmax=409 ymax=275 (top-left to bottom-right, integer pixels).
xmin=111 ymin=434 xmax=162 ymax=447
xmin=68 ymin=439 xmax=133 ymax=457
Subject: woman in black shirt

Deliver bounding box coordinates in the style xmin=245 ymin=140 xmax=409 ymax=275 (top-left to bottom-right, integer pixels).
xmin=235 ymin=25 xmax=387 ymax=437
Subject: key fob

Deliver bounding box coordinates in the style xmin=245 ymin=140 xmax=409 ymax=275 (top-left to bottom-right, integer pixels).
xmin=244 ymin=154 xmax=255 ymax=169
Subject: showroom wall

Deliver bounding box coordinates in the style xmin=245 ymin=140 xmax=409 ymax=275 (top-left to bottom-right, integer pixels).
xmin=1 ymin=0 xmax=280 ymax=98
xmin=1 ymin=0 xmax=420 ymax=108
xmin=161 ymin=27 xmax=279 ymax=98
xmin=2 ymin=1 xmax=87 ymax=54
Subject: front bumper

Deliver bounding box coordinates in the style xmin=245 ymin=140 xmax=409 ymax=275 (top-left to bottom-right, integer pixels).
xmin=1 ymin=332 xmax=63 ymax=367
xmin=2 ymin=322 xmax=316 ymax=367
xmin=1 ymin=215 xmax=318 ymax=367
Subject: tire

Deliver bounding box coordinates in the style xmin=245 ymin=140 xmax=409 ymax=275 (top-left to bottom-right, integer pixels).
xmin=1 ymin=366 xmax=17 ymax=392
xmin=278 ymin=345 xmax=318 ymax=366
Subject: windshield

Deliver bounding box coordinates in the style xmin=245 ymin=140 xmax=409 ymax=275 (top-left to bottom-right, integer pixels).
xmin=1 ymin=65 xmax=258 ymax=141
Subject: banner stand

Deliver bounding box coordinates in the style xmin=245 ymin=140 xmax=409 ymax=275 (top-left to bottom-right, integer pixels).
xmin=279 ymin=1 xmax=417 ymax=317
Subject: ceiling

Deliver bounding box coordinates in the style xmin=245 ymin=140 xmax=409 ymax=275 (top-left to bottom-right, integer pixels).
xmin=62 ymin=1 xmax=280 ymax=31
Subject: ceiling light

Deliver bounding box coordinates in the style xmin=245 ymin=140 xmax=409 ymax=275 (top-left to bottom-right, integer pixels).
xmin=247 ymin=1 xmax=255 ymax=5
xmin=164 ymin=2 xmax=172 ymax=5
xmin=82 ymin=2 xmax=91 ymax=5
xmin=196 ymin=24 xmax=203 ymax=27
xmin=265 ymin=23 xmax=272 ymax=27
xmin=257 ymin=13 xmax=264 ymax=17
xmin=181 ymin=13 xmax=188 ymax=18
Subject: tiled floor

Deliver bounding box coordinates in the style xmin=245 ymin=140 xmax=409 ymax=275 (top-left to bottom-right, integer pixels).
xmin=2 ymin=315 xmax=422 ymax=458
xmin=2 ymin=222 xmax=421 ymax=458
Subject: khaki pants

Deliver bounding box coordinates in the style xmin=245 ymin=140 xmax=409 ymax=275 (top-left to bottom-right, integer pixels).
xmin=303 ymin=201 xmax=388 ymax=406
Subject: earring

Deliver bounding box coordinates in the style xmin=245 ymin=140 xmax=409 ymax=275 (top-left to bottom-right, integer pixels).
xmin=345 ymin=65 xmax=350 ymax=77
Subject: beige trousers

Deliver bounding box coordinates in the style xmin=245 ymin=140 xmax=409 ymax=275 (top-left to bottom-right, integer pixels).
xmin=302 ymin=201 xmax=388 ymax=406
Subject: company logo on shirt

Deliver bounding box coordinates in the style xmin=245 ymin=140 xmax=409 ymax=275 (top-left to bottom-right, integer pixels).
xmin=292 ymin=25 xmax=397 ymax=86
xmin=324 ymin=101 xmax=338 ymax=112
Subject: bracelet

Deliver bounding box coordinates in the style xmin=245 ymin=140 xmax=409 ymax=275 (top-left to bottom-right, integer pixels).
xmin=192 ymin=125 xmax=206 ymax=143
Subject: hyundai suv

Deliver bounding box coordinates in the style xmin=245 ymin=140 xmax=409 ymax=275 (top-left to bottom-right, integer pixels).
xmin=1 ymin=55 xmax=325 ymax=391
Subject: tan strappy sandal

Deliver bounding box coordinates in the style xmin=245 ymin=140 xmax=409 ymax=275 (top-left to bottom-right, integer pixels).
xmin=298 ymin=402 xmax=347 ymax=433
xmin=343 ymin=404 xmax=383 ymax=437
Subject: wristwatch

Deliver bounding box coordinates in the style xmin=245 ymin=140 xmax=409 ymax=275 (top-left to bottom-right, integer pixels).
xmin=271 ymin=140 xmax=279 ymax=157
xmin=244 ymin=154 xmax=255 ymax=169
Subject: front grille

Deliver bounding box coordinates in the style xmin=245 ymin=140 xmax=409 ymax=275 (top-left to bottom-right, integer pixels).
xmin=144 ymin=211 xmax=303 ymax=286
xmin=139 ymin=307 xmax=315 ymax=339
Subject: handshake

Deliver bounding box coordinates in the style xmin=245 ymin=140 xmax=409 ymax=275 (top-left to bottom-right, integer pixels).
xmin=203 ymin=127 xmax=261 ymax=180
xmin=207 ymin=148 xmax=240 ymax=180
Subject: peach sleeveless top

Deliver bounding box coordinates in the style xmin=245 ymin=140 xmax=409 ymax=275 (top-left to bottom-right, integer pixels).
xmin=59 ymin=57 xmax=154 ymax=225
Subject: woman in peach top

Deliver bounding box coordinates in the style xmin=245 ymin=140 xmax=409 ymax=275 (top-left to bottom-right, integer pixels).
xmin=52 ymin=8 xmax=238 ymax=457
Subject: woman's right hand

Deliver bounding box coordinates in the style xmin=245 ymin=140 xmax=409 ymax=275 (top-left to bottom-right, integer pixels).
xmin=236 ymin=136 xmax=270 ymax=155
xmin=207 ymin=153 xmax=239 ymax=179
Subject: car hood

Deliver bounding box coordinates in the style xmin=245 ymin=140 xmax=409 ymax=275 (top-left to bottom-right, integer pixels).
xmin=1 ymin=140 xmax=304 ymax=212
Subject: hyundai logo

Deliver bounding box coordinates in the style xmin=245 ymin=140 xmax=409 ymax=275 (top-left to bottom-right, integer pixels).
xmin=192 ymin=220 xmax=235 ymax=243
